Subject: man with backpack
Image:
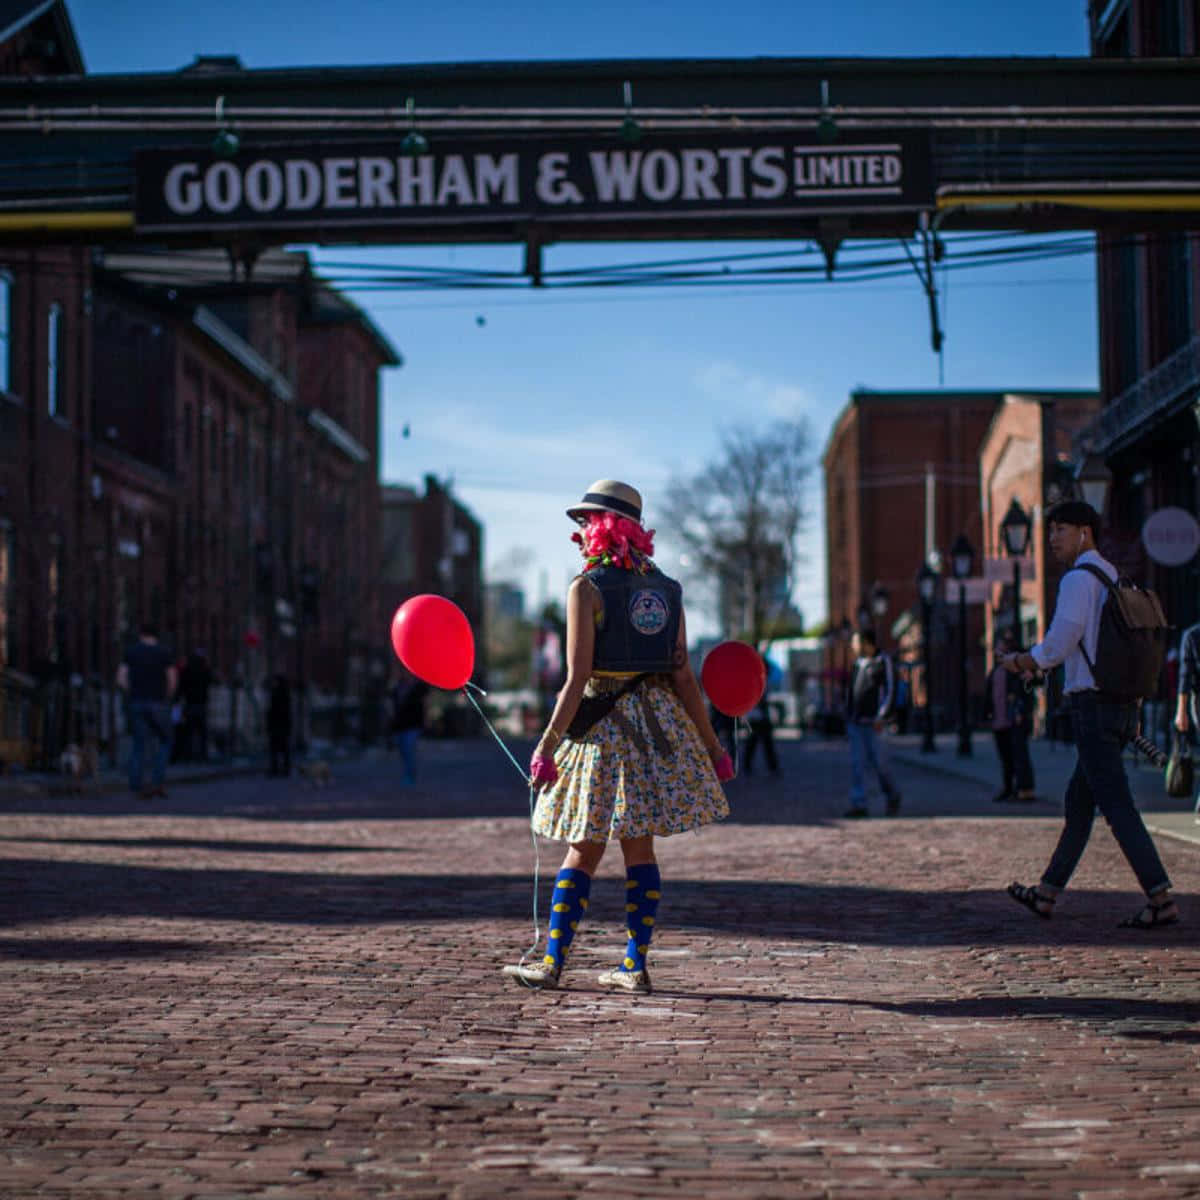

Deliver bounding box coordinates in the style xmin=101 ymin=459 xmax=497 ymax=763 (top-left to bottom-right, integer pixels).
xmin=1000 ymin=499 xmax=1178 ymax=930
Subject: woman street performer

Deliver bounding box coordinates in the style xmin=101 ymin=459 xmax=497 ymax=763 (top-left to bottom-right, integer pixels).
xmin=503 ymin=479 xmax=735 ymax=994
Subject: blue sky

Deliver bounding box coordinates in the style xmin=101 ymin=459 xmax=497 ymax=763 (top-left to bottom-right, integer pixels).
xmin=70 ymin=1 xmax=1100 ymax=633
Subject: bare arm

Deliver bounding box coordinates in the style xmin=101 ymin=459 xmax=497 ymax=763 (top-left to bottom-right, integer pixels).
xmin=669 ymin=609 xmax=724 ymax=761
xmin=166 ymin=665 xmax=179 ymax=698
xmin=116 ymin=663 xmax=129 ymax=692
xmin=537 ymin=576 xmax=596 ymax=757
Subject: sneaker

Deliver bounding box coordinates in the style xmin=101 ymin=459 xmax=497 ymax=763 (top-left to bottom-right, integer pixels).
xmin=1016 ymin=791 xmax=1037 ymax=803
xmin=885 ymin=793 xmax=902 ymax=817
xmin=843 ymin=806 xmax=870 ymax=819
xmin=597 ymin=967 xmax=652 ymax=994
xmin=501 ymin=960 xmax=560 ymax=989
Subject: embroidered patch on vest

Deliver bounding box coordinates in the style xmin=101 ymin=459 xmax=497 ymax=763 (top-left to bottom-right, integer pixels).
xmin=629 ymin=589 xmax=669 ymax=636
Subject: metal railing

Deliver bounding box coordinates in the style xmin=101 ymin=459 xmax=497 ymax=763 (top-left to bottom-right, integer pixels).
xmin=1076 ymin=333 xmax=1200 ymax=456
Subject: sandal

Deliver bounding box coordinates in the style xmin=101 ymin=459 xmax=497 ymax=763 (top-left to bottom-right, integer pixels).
xmin=1007 ymin=881 xmax=1055 ymax=920
xmin=1118 ymin=898 xmax=1179 ymax=929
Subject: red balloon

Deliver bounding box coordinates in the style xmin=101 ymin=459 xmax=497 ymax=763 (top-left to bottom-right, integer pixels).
xmin=701 ymin=640 xmax=766 ymax=718
xmin=390 ymin=594 xmax=475 ymax=690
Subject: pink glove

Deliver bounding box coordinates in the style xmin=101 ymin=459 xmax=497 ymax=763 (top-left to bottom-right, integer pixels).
xmin=530 ymin=753 xmax=559 ymax=787
xmin=713 ymin=752 xmax=735 ymax=782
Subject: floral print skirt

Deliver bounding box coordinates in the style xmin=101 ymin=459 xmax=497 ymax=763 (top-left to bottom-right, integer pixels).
xmin=532 ymin=676 xmax=729 ymax=844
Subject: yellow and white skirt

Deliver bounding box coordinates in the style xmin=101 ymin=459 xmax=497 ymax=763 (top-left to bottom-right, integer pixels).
xmin=532 ymin=675 xmax=729 ymax=844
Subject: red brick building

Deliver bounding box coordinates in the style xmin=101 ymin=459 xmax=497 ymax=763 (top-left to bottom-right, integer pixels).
xmin=1084 ymin=0 xmax=1200 ymax=636
xmin=380 ymin=477 xmax=485 ymax=670
xmin=0 ymin=238 xmax=400 ymax=761
xmin=823 ymin=389 xmax=1094 ymax=728
xmin=979 ymin=392 xmax=1101 ymax=654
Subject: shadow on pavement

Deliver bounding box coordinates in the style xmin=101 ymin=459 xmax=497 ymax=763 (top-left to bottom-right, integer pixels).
xmin=0 ymin=935 xmax=220 ymax=960
xmin=0 ymin=834 xmax=411 ymax=855
xmin=649 ymin=986 xmax=1198 ymax=1036
xmin=2 ymin=856 xmax=1193 ymax=950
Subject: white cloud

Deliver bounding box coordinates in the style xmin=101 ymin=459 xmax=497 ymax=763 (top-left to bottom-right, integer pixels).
xmin=691 ymin=361 xmax=812 ymax=420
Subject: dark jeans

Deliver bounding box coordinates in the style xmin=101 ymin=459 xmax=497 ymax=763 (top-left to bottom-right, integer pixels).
xmin=1041 ymin=692 xmax=1171 ymax=896
xmin=128 ymin=700 xmax=171 ymax=791
xmin=744 ymin=719 xmax=779 ymax=772
xmin=993 ymin=725 xmax=1034 ymax=794
xmin=183 ymin=703 xmax=208 ymax=761
xmin=268 ymin=730 xmax=291 ymax=777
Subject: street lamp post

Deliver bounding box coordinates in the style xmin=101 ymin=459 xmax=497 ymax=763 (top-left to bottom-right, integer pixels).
xmin=950 ymin=533 xmax=975 ymax=758
xmin=1000 ymin=498 xmax=1033 ymax=648
xmin=1074 ymin=451 xmax=1113 ymax=517
xmin=870 ymin=581 xmax=889 ymax=622
xmin=916 ymin=561 xmax=939 ymax=753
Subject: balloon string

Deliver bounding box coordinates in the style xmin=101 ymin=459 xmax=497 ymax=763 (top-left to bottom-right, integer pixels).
xmin=463 ymin=686 xmax=531 ymax=786
xmin=461 ymin=685 xmax=543 ymax=974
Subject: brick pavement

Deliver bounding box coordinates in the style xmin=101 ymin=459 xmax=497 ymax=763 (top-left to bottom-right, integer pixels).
xmin=0 ymin=735 xmax=1198 ymax=1198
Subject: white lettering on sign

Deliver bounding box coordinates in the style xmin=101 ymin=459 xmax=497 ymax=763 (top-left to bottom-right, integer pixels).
xmin=155 ymin=141 xmax=913 ymax=221
xmin=1142 ymin=506 xmax=1200 ymax=566
xmin=793 ymin=149 xmax=903 ymax=194
xmin=285 ymin=160 xmax=321 ymax=209
xmin=164 ymin=163 xmax=202 ymax=214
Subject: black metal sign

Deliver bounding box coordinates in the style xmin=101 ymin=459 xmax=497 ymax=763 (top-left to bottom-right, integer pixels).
xmin=135 ymin=132 xmax=932 ymax=233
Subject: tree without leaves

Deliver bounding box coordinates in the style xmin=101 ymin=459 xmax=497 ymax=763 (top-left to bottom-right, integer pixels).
xmin=659 ymin=418 xmax=813 ymax=646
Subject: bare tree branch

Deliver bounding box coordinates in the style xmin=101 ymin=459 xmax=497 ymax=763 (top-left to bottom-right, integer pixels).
xmin=660 ymin=417 xmax=814 ymax=644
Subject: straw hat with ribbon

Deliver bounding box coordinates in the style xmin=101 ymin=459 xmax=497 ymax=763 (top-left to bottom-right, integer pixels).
xmin=566 ymin=479 xmax=643 ymax=526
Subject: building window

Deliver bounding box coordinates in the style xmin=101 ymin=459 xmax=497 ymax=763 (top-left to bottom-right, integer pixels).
xmin=0 ymin=522 xmax=12 ymax=668
xmin=47 ymin=536 xmax=63 ymax=658
xmin=1165 ymin=233 xmax=1192 ymax=353
xmin=47 ymin=302 xmax=62 ymax=417
xmin=0 ymin=270 xmax=11 ymax=394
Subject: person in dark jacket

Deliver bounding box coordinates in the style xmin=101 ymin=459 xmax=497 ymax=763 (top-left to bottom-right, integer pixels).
xmin=502 ymin=479 xmax=733 ymax=994
xmin=743 ymin=653 xmax=781 ymax=775
xmin=117 ymin=623 xmax=178 ymax=799
xmin=843 ymin=627 xmax=901 ymax=819
xmin=390 ymin=667 xmax=429 ymax=784
xmin=983 ymin=631 xmax=1037 ymax=803
xmin=266 ymin=674 xmax=292 ymax=777
xmin=177 ymin=649 xmax=214 ymax=762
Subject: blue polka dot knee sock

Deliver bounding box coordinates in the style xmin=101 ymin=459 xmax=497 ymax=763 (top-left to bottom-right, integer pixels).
xmin=543 ymin=867 xmax=591 ymax=973
xmin=621 ymin=863 xmax=661 ymax=974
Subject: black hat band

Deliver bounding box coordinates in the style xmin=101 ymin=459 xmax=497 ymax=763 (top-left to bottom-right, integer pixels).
xmin=580 ymin=491 xmax=640 ymax=520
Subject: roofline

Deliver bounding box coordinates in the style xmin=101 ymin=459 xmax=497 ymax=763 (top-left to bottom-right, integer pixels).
xmin=193 ymin=306 xmax=294 ymax=401
xmin=0 ymin=0 xmax=85 ymax=75
xmin=4 ymin=53 xmax=1197 ymax=98
xmin=849 ymin=388 xmax=1098 ymax=400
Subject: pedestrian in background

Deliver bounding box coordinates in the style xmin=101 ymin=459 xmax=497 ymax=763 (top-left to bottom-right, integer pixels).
xmin=1175 ymin=619 xmax=1199 ymax=815
xmin=843 ymin=627 xmax=901 ymax=818
xmin=266 ymin=674 xmax=292 ymax=777
xmin=390 ymin=666 xmax=429 ymax=785
xmin=984 ymin=630 xmax=1036 ymax=803
xmin=743 ymin=654 xmax=780 ymax=775
xmin=117 ymin=622 xmax=177 ymax=799
xmin=178 ymin=648 xmax=213 ymax=762
xmin=503 ymin=479 xmax=733 ymax=994
xmin=1003 ymin=499 xmax=1178 ymax=929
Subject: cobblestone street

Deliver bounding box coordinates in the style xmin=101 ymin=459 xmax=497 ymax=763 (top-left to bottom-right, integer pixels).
xmin=1 ymin=734 xmax=1198 ymax=1197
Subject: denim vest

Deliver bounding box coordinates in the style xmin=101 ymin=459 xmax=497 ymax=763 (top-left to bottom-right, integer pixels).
xmin=587 ymin=565 xmax=682 ymax=673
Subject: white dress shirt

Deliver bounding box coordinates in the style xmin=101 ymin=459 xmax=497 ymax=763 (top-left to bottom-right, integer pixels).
xmin=1030 ymin=549 xmax=1117 ymax=694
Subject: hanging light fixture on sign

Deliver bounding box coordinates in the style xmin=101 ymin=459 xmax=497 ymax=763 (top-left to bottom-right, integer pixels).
xmin=816 ymin=79 xmax=838 ymax=143
xmin=620 ymin=80 xmax=642 ymax=145
xmin=211 ymin=95 xmax=239 ymax=158
xmin=400 ymin=97 xmax=430 ymax=157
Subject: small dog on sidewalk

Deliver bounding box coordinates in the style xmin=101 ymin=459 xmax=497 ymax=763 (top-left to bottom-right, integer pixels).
xmin=58 ymin=741 xmax=100 ymax=792
xmin=297 ymin=760 xmax=332 ymax=788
